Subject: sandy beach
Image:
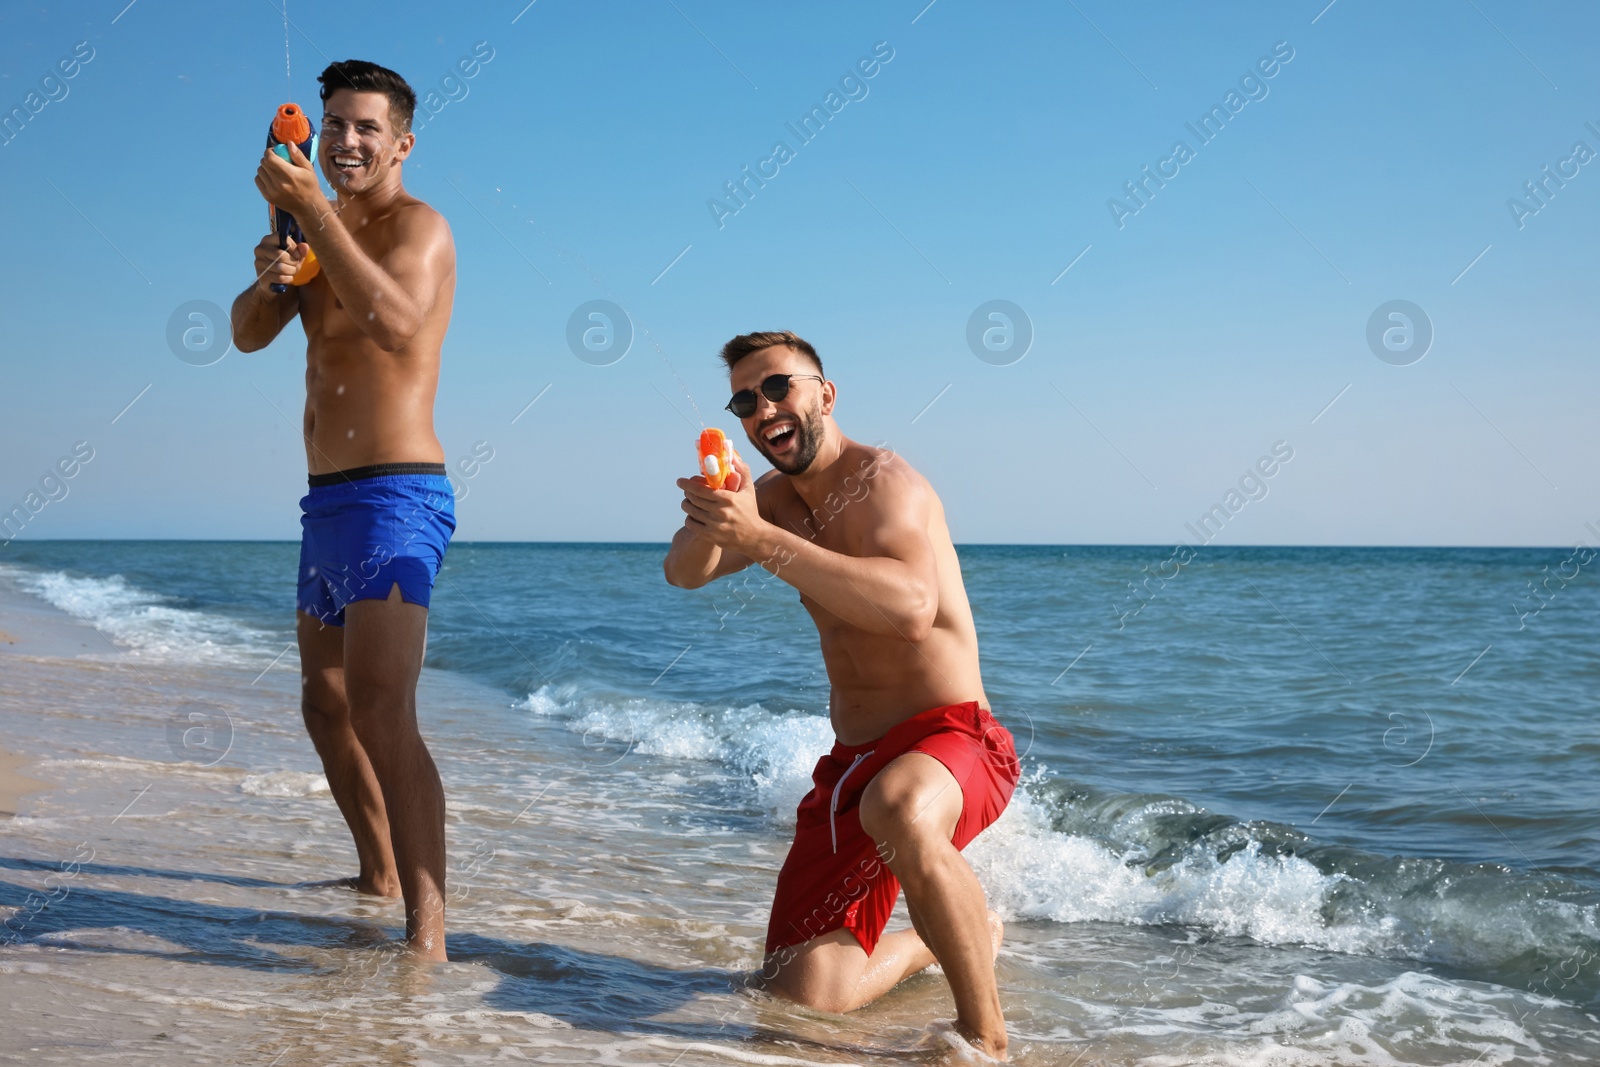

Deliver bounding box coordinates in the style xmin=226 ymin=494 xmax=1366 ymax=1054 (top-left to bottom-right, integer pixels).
xmin=0 ymin=748 xmax=50 ymax=819
xmin=0 ymin=573 xmax=87 ymax=818
xmin=0 ymin=566 xmax=944 ymax=1065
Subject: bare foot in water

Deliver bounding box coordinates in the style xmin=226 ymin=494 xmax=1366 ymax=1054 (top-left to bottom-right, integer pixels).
xmin=921 ymin=1020 xmax=1010 ymax=1064
xmin=302 ymin=875 xmax=402 ymax=898
xmin=917 ymin=915 xmax=1011 ymax=1059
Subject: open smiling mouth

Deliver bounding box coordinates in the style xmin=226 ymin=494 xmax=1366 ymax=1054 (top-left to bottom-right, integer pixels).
xmin=761 ymin=418 xmax=798 ymax=453
xmin=332 ymin=154 xmax=370 ymax=176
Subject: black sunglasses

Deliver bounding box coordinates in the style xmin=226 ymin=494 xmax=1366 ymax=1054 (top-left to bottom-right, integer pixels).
xmin=725 ymin=374 xmax=823 ymax=418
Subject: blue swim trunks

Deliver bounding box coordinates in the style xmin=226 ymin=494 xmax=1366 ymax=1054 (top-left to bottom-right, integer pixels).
xmin=297 ymin=463 xmax=456 ymax=626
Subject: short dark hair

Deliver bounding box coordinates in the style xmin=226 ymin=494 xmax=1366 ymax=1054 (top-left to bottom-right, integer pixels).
xmin=719 ymin=331 xmax=824 ymax=376
xmin=318 ymin=60 xmax=416 ymax=136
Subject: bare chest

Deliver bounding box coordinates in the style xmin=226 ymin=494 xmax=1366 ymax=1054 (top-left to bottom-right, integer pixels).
xmin=300 ymin=218 xmax=400 ymax=342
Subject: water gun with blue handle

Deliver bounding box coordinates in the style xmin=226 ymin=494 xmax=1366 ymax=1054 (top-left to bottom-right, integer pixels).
xmin=266 ymin=103 xmax=321 ymax=293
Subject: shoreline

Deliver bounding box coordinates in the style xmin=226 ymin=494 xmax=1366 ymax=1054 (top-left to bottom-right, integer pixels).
xmin=1 ymin=546 xmax=1598 ymax=1064
xmin=0 ymin=748 xmax=50 ymax=818
xmin=0 ymin=563 xmax=111 ymax=660
xmin=0 ymin=568 xmax=102 ymax=817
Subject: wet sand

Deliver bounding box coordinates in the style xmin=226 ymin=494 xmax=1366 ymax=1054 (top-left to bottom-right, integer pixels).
xmin=0 ymin=570 xmax=89 ymax=817
xmin=0 ymin=748 xmax=51 ymax=818
xmin=0 ymin=569 xmax=107 ymax=659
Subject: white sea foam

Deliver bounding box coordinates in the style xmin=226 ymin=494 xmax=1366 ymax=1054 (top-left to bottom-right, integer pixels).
xmin=965 ymin=784 xmax=1382 ymax=954
xmin=239 ymin=771 xmax=330 ymax=797
xmin=1129 ymin=970 xmax=1577 ymax=1067
xmin=2 ymin=565 xmax=281 ymax=668
xmin=521 ymin=685 xmax=832 ymax=820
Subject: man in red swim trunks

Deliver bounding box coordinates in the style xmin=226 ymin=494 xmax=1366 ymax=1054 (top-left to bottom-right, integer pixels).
xmin=664 ymin=331 xmax=1019 ymax=1058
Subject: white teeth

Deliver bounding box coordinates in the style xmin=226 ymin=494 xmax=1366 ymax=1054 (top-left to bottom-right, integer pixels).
xmin=764 ymin=423 xmax=794 ymax=442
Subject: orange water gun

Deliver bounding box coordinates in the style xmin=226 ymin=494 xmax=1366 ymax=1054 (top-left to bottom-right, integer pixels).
xmin=266 ymin=103 xmax=321 ymax=293
xmin=698 ymin=428 xmax=740 ymax=490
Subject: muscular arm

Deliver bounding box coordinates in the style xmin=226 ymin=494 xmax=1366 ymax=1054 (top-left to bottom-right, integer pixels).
xmin=682 ymin=463 xmax=939 ymax=640
xmin=301 ymin=200 xmax=452 ymax=352
xmin=663 ymin=525 xmax=753 ymax=588
xmin=745 ymin=486 xmax=938 ymax=641
xmin=255 ymin=145 xmax=451 ymax=352
xmin=230 ymin=235 xmax=302 ymax=353
xmin=663 ymin=469 xmax=763 ymax=588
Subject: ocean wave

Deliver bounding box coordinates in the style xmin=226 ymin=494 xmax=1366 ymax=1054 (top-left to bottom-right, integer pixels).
xmin=520 ymin=684 xmax=832 ymax=820
xmin=1 ymin=564 xmax=282 ymax=668
xmin=520 ymin=683 xmax=1600 ymax=1008
xmin=970 ymin=785 xmax=1366 ymax=948
xmin=981 ymin=780 xmax=1600 ymax=1009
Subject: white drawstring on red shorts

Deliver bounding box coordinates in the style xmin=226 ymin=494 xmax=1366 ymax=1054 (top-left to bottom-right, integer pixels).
xmin=830 ymin=751 xmax=875 ymax=854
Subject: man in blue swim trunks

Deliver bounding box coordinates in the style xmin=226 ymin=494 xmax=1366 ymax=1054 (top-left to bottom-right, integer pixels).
xmin=230 ymin=59 xmax=457 ymax=959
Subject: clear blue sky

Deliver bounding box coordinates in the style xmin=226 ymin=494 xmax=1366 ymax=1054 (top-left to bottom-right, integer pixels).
xmin=2 ymin=0 xmax=1596 ymax=545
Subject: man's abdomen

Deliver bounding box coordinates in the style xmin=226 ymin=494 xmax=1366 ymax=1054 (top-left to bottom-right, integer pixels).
xmin=304 ymin=350 xmax=444 ymax=474
xmin=821 ymin=628 xmax=987 ymax=746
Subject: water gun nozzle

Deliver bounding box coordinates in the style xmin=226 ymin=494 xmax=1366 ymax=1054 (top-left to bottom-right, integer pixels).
xmin=271 ymin=103 xmax=312 ymax=148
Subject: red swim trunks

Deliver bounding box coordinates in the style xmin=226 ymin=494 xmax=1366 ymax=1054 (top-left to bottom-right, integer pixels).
xmin=764 ymin=701 xmax=1020 ymax=958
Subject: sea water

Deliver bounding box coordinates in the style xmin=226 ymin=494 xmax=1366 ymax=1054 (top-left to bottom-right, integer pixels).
xmin=0 ymin=541 xmax=1596 ymax=1065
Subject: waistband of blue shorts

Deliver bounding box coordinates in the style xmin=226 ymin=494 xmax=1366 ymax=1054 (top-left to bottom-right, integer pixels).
xmin=307 ymin=463 xmax=448 ymax=488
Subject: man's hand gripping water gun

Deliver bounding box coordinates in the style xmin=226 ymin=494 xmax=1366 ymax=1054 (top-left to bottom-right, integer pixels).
xmin=678 ymin=429 xmax=766 ymax=555
xmin=255 ymin=103 xmax=323 ymax=293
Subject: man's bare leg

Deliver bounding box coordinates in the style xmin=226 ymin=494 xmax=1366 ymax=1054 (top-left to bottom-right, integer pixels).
xmin=762 ymin=926 xmax=935 ymax=1012
xmin=760 ymin=908 xmax=1005 ymax=1005
xmin=297 ymin=610 xmax=400 ymax=897
xmin=342 ymin=584 xmax=447 ymax=959
xmin=760 ymin=909 xmax=1005 ymax=1007
xmin=907 ymin=898 xmax=1006 ymax=977
xmin=860 ymin=753 xmax=1007 ymax=1058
